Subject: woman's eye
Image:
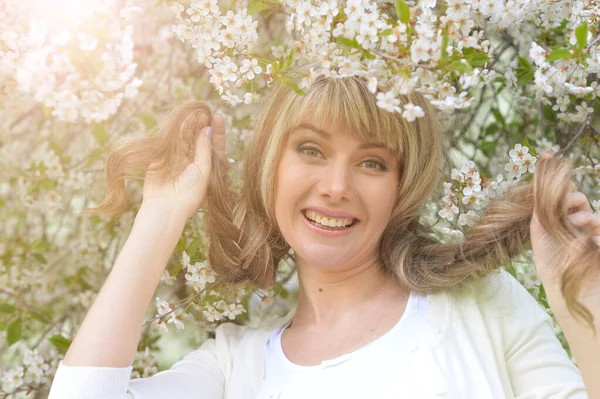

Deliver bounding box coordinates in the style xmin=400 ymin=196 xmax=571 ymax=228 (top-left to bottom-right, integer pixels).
xmin=299 ymin=146 xmax=321 ymax=157
xmin=363 ymin=160 xmax=387 ymax=171
xmin=298 ymin=146 xmax=387 ymax=171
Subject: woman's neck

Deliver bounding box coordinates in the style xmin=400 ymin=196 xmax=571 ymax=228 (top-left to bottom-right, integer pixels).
xmin=292 ymin=259 xmax=407 ymax=328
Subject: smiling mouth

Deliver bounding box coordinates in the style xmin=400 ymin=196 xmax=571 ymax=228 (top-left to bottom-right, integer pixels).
xmin=302 ymin=211 xmax=359 ymax=230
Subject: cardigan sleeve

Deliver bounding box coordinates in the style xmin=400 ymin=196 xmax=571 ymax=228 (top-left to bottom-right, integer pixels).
xmin=477 ymin=271 xmax=587 ymax=398
xmin=48 ymin=337 xmax=224 ymax=399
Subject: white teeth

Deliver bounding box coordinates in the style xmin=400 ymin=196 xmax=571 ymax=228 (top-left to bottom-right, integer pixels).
xmin=304 ymin=210 xmax=354 ymax=227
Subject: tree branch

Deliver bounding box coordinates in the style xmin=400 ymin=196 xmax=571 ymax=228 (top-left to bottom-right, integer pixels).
xmin=558 ymin=116 xmax=590 ymax=156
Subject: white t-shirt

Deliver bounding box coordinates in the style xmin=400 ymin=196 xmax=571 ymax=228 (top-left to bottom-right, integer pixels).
xmin=262 ymin=292 xmax=442 ymax=398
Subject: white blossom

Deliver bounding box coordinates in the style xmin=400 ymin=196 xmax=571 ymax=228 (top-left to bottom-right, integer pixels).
xmin=401 ymin=103 xmax=425 ymax=122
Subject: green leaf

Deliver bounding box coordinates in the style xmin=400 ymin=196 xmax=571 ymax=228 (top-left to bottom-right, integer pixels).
xmin=395 ymin=0 xmax=410 ymax=24
xmin=32 ymin=253 xmax=48 ymax=264
xmin=480 ymin=141 xmax=497 ymax=156
xmin=28 ymin=310 xmax=50 ymax=324
xmin=485 ymin=124 xmax=500 ymax=136
xmin=92 ymin=123 xmax=108 ymax=146
xmin=49 ymin=140 xmax=63 ymax=157
xmin=170 ymin=263 xmax=182 ymax=278
xmin=39 ymin=178 xmax=56 ymax=191
xmin=31 ymin=238 xmax=49 ymax=253
xmin=187 ymin=236 xmax=205 ymax=258
xmin=336 ymin=37 xmax=361 ymax=50
xmin=546 ymin=49 xmax=572 ymax=62
xmin=283 ymin=49 xmax=295 ymax=70
xmin=543 ymin=104 xmax=555 ymax=122
xmin=361 ymin=50 xmax=375 ymax=60
xmin=515 ymin=60 xmax=534 ymax=87
xmin=0 ymin=304 xmax=16 ymax=313
xmin=463 ymin=48 xmax=490 ymax=66
xmin=517 ymin=56 xmax=534 ymax=71
xmin=575 ymin=21 xmax=588 ymax=49
xmin=48 ymin=334 xmax=72 ymax=354
xmin=520 ymin=137 xmax=538 ymax=156
xmin=441 ymin=27 xmax=449 ymax=59
xmin=491 ymin=108 xmax=505 ymax=126
xmin=7 ymin=319 xmax=22 ymax=346
xmin=248 ymin=0 xmax=268 ymax=15
xmin=42 ymin=104 xmax=51 ymax=119
xmin=516 ymin=71 xmax=534 ymax=86
xmin=446 ymin=60 xmax=473 ymax=74
xmin=86 ymin=148 xmax=104 ymax=167
xmin=468 ymin=53 xmax=489 ymax=67
xmin=277 ymin=75 xmax=306 ymax=96
xmin=140 ymin=113 xmax=158 ymax=131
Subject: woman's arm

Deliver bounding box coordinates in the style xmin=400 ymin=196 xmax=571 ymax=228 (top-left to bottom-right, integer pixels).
xmin=62 ymin=118 xmax=217 ymax=368
xmin=62 ymin=203 xmax=187 ymax=367
xmin=544 ymin=281 xmax=600 ymax=398
xmin=528 ymin=153 xmax=600 ymax=397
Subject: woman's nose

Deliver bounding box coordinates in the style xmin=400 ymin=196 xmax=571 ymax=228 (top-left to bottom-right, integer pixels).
xmin=317 ymin=161 xmax=355 ymax=202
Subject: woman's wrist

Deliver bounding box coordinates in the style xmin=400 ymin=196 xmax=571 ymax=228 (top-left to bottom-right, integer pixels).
xmin=136 ymin=200 xmax=190 ymax=228
xmin=131 ymin=202 xmax=189 ymax=256
xmin=542 ymin=275 xmax=600 ymax=329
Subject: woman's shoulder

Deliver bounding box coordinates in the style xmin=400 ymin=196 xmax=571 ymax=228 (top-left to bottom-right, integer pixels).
xmin=426 ymin=269 xmax=549 ymax=334
xmin=467 ymin=268 xmax=542 ymax=315
xmin=180 ymin=310 xmax=293 ymax=375
xmin=429 ymin=269 xmax=537 ymax=308
xmin=213 ymin=308 xmax=295 ymax=349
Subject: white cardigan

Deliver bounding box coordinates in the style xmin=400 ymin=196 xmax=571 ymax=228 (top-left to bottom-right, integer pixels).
xmin=48 ymin=270 xmax=587 ymax=398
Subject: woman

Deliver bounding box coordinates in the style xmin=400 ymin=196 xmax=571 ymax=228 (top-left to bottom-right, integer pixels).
xmin=48 ymin=63 xmax=600 ymax=398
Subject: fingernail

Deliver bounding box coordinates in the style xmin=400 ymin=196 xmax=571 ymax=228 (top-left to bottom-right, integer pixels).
xmin=205 ymin=127 xmax=213 ymax=138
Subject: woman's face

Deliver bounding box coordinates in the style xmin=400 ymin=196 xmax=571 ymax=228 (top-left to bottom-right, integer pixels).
xmin=274 ymin=116 xmax=400 ymax=274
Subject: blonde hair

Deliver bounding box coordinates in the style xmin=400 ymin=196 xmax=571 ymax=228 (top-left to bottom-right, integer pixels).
xmin=87 ymin=63 xmax=599 ymax=331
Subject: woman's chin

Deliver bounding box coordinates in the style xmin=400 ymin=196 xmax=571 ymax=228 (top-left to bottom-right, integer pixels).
xmin=294 ymin=249 xmax=357 ymax=271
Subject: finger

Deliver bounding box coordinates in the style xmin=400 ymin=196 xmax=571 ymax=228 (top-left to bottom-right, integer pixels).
xmin=567 ymin=191 xmax=592 ymax=214
xmin=193 ymin=126 xmax=213 ymax=173
xmin=568 ymin=211 xmax=600 ymax=231
xmin=212 ymin=113 xmax=226 ymax=160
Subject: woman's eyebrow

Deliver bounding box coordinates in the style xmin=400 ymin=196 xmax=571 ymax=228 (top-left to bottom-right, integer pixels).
xmin=291 ymin=122 xmax=386 ymax=150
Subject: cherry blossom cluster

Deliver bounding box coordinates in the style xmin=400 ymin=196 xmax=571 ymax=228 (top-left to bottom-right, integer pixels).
xmin=131 ymin=347 xmax=159 ymax=379
xmin=203 ymin=301 xmax=246 ymax=322
xmin=152 ymin=250 xmax=245 ymax=332
xmin=0 ymin=0 xmax=142 ymax=123
xmin=574 ymin=157 xmax=600 ymax=181
xmin=1 ymin=348 xmax=59 ymax=395
xmin=182 ymin=250 xmax=217 ymax=292
xmin=437 ymin=143 xmax=541 ymax=239
xmin=155 ymin=297 xmax=185 ymax=332
xmin=171 ymin=1 xmax=262 ymax=106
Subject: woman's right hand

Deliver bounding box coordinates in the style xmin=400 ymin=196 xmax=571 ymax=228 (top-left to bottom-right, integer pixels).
xmin=141 ymin=113 xmax=226 ymax=221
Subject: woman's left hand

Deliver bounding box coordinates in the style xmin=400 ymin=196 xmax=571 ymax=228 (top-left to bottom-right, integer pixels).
xmin=530 ymin=153 xmax=600 ymax=284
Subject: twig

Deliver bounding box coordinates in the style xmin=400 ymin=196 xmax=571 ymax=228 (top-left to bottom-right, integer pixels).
xmin=0 ymin=287 xmax=53 ymax=325
xmin=589 ymin=122 xmax=600 ymax=137
xmin=587 ymin=34 xmax=600 ymax=50
xmin=9 ymin=107 xmax=38 ymax=130
xmin=558 ymin=116 xmax=590 ymax=156
xmin=370 ymin=49 xmax=438 ymax=70
xmin=143 ymin=284 xmax=211 ymax=326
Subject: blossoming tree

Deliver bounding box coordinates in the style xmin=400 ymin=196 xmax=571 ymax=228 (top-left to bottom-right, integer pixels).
xmin=1 ymin=0 xmax=599 ymax=396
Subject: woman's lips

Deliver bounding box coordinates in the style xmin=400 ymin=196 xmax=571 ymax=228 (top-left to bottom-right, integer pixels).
xmin=302 ymin=212 xmax=359 ymax=237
